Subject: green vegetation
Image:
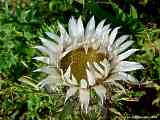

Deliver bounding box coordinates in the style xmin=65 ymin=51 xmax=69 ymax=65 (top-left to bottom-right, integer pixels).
xmin=0 ymin=0 xmax=160 ymax=119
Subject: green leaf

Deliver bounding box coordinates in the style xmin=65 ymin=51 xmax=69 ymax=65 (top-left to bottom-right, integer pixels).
xmin=130 ymin=5 xmax=138 ymax=19
xmin=74 ymin=0 xmax=85 ymax=4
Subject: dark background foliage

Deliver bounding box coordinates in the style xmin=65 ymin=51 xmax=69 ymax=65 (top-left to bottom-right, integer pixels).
xmin=0 ymin=0 xmax=160 ymax=119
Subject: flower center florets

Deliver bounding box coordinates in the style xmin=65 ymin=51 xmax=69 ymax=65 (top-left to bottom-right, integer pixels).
xmin=60 ymin=47 xmax=107 ymax=82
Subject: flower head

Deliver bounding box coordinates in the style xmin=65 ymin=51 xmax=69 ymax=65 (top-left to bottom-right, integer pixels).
xmin=33 ymin=16 xmax=143 ymax=112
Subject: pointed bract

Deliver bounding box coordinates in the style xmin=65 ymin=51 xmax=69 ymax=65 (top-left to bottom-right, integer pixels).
xmin=117 ymin=40 xmax=134 ymax=53
xmin=115 ymin=61 xmax=144 ymax=72
xmin=45 ymin=32 xmax=59 ymax=42
xmin=68 ymin=16 xmax=77 ymax=38
xmin=33 ymin=57 xmax=50 ymax=64
xmin=87 ymin=69 xmax=95 ymax=86
xmin=114 ymin=35 xmax=129 ymax=48
xmin=80 ymin=89 xmax=90 ymax=113
xmin=77 ymin=16 xmax=84 ymax=39
xmin=85 ymin=16 xmax=95 ymax=39
xmin=96 ymin=19 xmax=105 ymax=38
xmin=65 ymin=87 xmax=78 ymax=103
xmin=109 ymin=27 xmax=120 ymax=47
xmin=39 ymin=37 xmax=58 ymax=53
xmin=93 ymin=85 xmax=106 ymax=104
xmin=118 ymin=49 xmax=138 ymax=61
xmin=33 ymin=66 xmax=58 ymax=74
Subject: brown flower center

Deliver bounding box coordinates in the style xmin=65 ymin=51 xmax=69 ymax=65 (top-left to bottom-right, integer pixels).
xmin=60 ymin=47 xmax=107 ymax=81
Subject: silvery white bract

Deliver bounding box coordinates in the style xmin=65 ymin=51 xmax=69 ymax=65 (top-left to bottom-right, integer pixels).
xmin=33 ymin=16 xmax=143 ymax=113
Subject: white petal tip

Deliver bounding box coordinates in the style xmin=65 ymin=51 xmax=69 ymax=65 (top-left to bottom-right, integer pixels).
xmin=33 ymin=69 xmax=40 ymax=72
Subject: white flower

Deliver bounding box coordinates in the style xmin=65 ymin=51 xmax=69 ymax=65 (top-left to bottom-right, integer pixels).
xmin=33 ymin=16 xmax=143 ymax=112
